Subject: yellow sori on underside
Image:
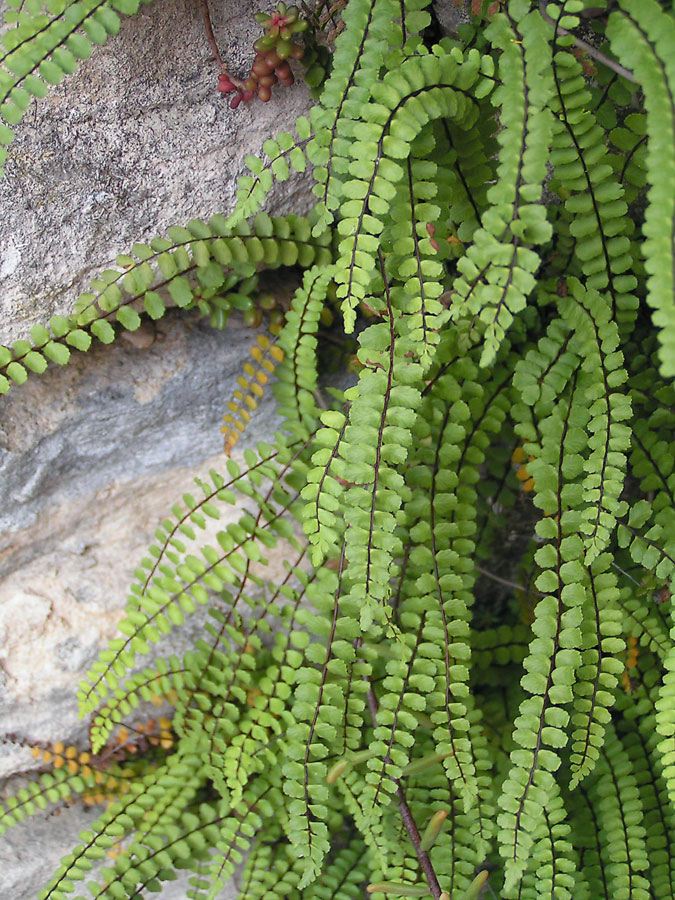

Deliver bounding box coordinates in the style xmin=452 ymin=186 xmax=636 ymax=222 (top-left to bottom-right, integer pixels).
xmin=622 ymin=635 xmax=640 ymax=693
xmin=221 ymin=333 xmax=285 ymax=454
xmin=30 ymin=742 xmax=94 ymax=777
xmin=512 ymin=445 xmax=535 ymax=493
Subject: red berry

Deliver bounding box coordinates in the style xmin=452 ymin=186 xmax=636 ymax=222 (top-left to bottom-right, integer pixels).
xmin=252 ymin=58 xmax=271 ymax=78
xmin=264 ymin=51 xmax=281 ymax=68
xmin=230 ymin=93 xmax=242 ymax=109
xmin=258 ymin=74 xmax=277 ymax=87
xmin=257 ymin=85 xmax=272 ymax=102
xmin=218 ymin=74 xmax=236 ymax=94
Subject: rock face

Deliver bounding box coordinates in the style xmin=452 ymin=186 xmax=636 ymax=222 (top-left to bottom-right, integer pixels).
xmin=0 ymin=312 xmax=279 ymax=762
xmin=0 ymin=0 xmax=311 ymax=342
xmin=0 ymin=0 xmax=312 ymax=894
xmin=0 ymin=313 xmax=277 ymax=898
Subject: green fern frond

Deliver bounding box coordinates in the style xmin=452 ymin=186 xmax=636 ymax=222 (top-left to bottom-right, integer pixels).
xmin=546 ymin=7 xmax=640 ymax=336
xmin=559 ymin=279 xmax=631 ymax=564
xmin=450 ymin=2 xmax=554 ymax=366
xmin=590 ymin=724 xmax=651 ymax=900
xmin=607 ymin=0 xmax=675 ymax=375
xmin=0 ymin=213 xmax=332 ymax=396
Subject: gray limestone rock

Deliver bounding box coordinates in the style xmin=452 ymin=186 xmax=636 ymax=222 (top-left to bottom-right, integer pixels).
xmin=0 ymin=0 xmax=312 ymax=341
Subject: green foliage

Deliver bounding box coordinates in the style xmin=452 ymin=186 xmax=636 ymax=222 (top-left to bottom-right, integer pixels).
xmin=606 ymin=0 xmax=675 ymax=376
xmin=0 ymin=213 xmax=332 ymax=395
xmin=1 ymin=0 xmax=675 ymax=898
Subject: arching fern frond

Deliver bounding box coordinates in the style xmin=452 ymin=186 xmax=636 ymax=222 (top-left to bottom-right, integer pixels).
xmin=0 ymin=213 xmax=332 ymax=395
xmin=607 ymin=0 xmax=675 ymax=376
xmin=450 ymin=2 xmax=554 ymax=366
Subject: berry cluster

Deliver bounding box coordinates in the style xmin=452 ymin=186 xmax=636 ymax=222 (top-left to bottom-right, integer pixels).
xmin=217 ymin=3 xmax=307 ymax=109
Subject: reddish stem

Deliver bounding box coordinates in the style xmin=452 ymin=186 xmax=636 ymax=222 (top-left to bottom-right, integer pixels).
xmin=365 ymin=684 xmax=443 ymax=899
xmin=198 ymin=0 xmax=246 ymax=89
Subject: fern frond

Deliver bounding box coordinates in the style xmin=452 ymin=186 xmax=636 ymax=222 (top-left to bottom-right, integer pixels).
xmin=274 ymin=263 xmax=336 ymax=438
xmin=607 ymin=0 xmax=675 ymax=375
xmin=656 ymin=618 xmax=675 ymax=810
xmin=616 ymin=672 xmax=675 ymax=899
xmin=362 ymin=616 xmax=430 ymax=813
xmin=383 ymin=141 xmax=447 ymax=368
xmin=131 ymin=441 xmax=298 ymax=596
xmin=332 ymin=46 xmax=486 ymax=332
xmin=282 ymin=559 xmax=363 ymax=887
xmin=617 ymin=581 xmax=672 ymax=662
xmin=568 ymin=560 xmax=625 ymax=788
xmin=0 ymin=765 xmax=94 ymax=836
xmin=204 ymin=779 xmax=280 ymax=900
xmin=511 ymin=780 xmax=577 ymax=900
xmin=196 ymin=553 xmax=311 ymax=800
xmin=497 ymin=377 xmax=590 ymax=891
xmin=450 ymin=2 xmax=554 ymax=365
xmin=221 ymin=333 xmax=284 ymax=455
xmin=303 ymin=837 xmax=368 ymax=898
xmin=79 ymin=437 xmax=306 ymax=718
xmin=339 ymin=264 xmax=423 ymax=627
xmin=546 ymin=11 xmax=639 ymax=335
xmin=560 ymin=279 xmax=631 ymax=564
xmin=0 ymin=213 xmax=332 ymax=395
xmin=38 ymin=750 xmax=199 ymax=899
xmin=227 ymin=118 xmax=314 ymax=228
xmin=308 ymin=0 xmax=410 ymax=236
xmin=434 ymin=117 xmax=491 ymax=245
xmin=405 ymin=355 xmax=509 ymax=810
xmin=590 ymin=724 xmax=651 ymax=900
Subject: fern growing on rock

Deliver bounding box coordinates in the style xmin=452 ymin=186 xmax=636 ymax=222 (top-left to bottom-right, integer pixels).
xmin=1 ymin=0 xmax=675 ymax=897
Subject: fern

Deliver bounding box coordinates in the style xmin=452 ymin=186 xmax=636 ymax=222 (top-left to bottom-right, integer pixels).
xmin=221 ymin=333 xmax=285 ymax=455
xmin=606 ymin=0 xmax=675 ymax=376
xmin=450 ymin=1 xmax=554 ymax=366
xmin=1 ymin=1 xmax=675 ymax=898
xmin=0 ymin=213 xmax=332 ymax=396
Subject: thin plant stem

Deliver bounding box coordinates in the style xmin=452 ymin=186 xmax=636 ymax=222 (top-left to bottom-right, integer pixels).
xmin=475 ymin=564 xmax=542 ymax=597
xmin=365 ymin=684 xmax=444 ymax=899
xmin=539 ymin=1 xmax=637 ymax=84
xmin=197 ymin=0 xmax=246 ymax=88
xmin=198 ymin=0 xmax=225 ymax=69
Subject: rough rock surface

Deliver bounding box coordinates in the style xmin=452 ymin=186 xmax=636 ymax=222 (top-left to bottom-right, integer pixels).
xmin=0 ymin=0 xmax=312 ymax=894
xmin=0 ymin=312 xmax=280 ymax=764
xmin=0 ymin=313 xmax=276 ymax=897
xmin=0 ymin=0 xmax=311 ymax=342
